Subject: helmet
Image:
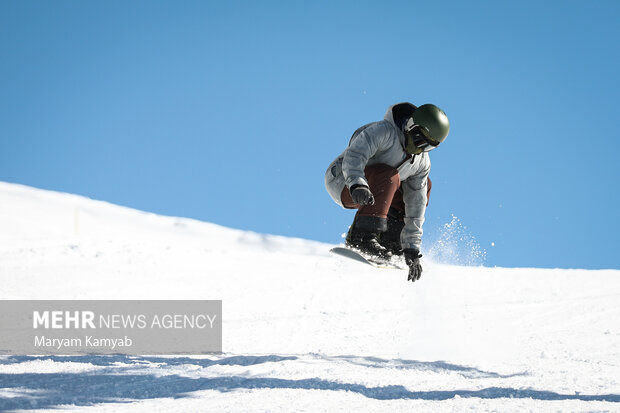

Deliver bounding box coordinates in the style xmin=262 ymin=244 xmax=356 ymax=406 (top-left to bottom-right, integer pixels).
xmin=411 ymin=104 xmax=450 ymax=145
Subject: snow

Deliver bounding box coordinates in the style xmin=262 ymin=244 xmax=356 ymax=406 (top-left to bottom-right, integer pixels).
xmin=0 ymin=180 xmax=619 ymax=412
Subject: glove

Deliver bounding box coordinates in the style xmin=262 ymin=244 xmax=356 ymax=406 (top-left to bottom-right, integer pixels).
xmin=404 ymin=249 xmax=423 ymax=282
xmin=350 ymin=185 xmax=375 ymax=206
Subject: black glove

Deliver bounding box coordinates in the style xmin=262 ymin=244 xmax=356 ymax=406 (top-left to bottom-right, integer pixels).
xmin=350 ymin=185 xmax=375 ymax=206
xmin=404 ymin=249 xmax=423 ymax=282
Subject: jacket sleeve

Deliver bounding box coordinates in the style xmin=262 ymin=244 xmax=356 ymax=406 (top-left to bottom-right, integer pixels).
xmin=342 ymin=121 xmax=392 ymax=189
xmin=400 ymin=156 xmax=431 ymax=251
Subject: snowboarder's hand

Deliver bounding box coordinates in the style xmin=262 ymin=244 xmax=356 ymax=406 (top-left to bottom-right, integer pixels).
xmin=404 ymin=249 xmax=423 ymax=282
xmin=350 ymin=185 xmax=375 ymax=206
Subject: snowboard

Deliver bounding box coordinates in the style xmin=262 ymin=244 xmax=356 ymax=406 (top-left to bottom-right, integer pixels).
xmin=330 ymin=246 xmax=407 ymax=270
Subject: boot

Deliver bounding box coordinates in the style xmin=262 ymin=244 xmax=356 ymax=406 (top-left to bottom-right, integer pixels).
xmin=378 ymin=207 xmax=405 ymax=256
xmin=345 ymin=216 xmax=390 ymax=258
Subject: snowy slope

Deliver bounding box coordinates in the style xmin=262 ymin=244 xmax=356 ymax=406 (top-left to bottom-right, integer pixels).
xmin=0 ymin=181 xmax=619 ymax=412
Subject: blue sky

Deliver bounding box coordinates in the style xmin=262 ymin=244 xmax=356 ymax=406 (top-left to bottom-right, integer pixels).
xmin=1 ymin=1 xmax=618 ymax=269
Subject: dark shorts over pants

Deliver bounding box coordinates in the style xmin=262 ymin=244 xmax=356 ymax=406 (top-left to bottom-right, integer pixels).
xmin=340 ymin=164 xmax=432 ymax=219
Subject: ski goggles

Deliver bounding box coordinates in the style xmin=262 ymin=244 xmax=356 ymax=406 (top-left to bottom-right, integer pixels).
xmin=404 ymin=124 xmax=441 ymax=154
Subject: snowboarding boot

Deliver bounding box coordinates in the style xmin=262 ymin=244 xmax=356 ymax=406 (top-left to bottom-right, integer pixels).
xmin=345 ymin=215 xmax=390 ymax=258
xmin=378 ymin=207 xmax=405 ymax=256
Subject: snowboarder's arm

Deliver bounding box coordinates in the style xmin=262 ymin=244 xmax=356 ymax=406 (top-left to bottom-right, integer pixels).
xmin=400 ymin=160 xmax=431 ymax=251
xmin=342 ymin=122 xmax=392 ymax=189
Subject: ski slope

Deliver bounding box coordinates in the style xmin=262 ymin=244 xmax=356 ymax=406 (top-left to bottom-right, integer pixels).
xmin=0 ymin=181 xmax=619 ymax=412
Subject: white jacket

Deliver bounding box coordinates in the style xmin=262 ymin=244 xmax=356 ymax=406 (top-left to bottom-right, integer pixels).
xmin=324 ymin=103 xmax=430 ymax=251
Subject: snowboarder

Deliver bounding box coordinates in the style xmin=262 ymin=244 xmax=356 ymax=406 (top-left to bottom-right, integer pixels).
xmin=325 ymin=102 xmax=450 ymax=282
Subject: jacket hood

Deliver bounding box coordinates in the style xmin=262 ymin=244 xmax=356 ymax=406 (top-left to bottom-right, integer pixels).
xmin=384 ymin=102 xmax=417 ymax=145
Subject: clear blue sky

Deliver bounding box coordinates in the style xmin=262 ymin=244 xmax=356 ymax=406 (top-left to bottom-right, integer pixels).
xmin=1 ymin=1 xmax=618 ymax=269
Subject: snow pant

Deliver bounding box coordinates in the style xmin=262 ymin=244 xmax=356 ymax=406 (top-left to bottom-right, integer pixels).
xmin=340 ymin=164 xmax=432 ymax=220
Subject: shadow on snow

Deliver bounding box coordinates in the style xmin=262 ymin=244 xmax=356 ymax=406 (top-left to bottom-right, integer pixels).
xmin=0 ymin=355 xmax=617 ymax=410
xmin=327 ymin=355 xmax=525 ymax=379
